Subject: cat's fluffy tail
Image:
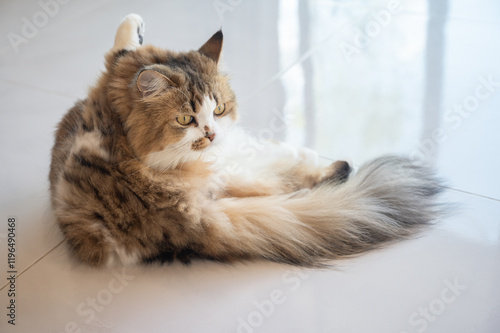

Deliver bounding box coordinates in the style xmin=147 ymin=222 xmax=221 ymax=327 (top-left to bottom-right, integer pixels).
xmin=203 ymin=156 xmax=444 ymax=267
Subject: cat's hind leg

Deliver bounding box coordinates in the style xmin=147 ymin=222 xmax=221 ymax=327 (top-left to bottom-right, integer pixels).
xmin=111 ymin=13 xmax=145 ymax=52
xmin=317 ymin=160 xmax=351 ymax=185
xmin=284 ymin=146 xmax=352 ymax=188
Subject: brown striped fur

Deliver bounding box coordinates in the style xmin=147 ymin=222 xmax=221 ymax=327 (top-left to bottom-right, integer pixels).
xmin=50 ymin=14 xmax=444 ymax=267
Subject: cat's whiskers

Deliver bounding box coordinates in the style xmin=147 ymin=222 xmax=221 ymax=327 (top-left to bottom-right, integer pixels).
xmin=116 ymin=89 xmax=197 ymax=177
xmin=179 ymin=101 xmax=190 ymax=112
xmin=167 ymin=86 xmax=191 ymax=103
xmin=156 ymin=140 xmax=197 ymax=174
xmin=120 ymin=142 xmax=187 ymax=178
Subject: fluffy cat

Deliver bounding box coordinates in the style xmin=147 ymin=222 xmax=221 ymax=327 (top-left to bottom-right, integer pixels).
xmin=49 ymin=14 xmax=443 ymax=267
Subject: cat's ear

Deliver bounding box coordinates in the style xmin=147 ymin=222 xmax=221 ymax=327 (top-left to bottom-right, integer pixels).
xmin=136 ymin=70 xmax=174 ymax=97
xmin=198 ymin=30 xmax=223 ymax=64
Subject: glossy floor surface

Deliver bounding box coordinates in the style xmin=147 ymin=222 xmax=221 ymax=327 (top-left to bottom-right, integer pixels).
xmin=1 ymin=0 xmax=499 ymax=332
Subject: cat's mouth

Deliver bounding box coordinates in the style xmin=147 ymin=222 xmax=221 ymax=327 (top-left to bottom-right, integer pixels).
xmin=191 ymin=137 xmax=212 ymax=151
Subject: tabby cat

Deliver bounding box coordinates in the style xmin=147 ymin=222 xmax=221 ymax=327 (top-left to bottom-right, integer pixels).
xmin=49 ymin=14 xmax=443 ymax=267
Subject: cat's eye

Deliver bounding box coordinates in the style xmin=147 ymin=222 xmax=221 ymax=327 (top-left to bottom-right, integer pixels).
xmin=177 ymin=115 xmax=194 ymax=126
xmin=214 ymin=103 xmax=226 ymax=116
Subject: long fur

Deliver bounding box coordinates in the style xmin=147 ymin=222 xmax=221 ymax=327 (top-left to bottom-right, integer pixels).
xmin=190 ymin=156 xmax=443 ymax=267
xmin=49 ymin=14 xmax=444 ymax=268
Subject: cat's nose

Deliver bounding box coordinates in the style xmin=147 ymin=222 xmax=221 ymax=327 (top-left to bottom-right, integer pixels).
xmin=205 ymin=132 xmax=216 ymax=142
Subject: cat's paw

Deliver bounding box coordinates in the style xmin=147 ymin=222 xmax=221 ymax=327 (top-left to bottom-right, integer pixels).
xmin=112 ymin=13 xmax=145 ymax=51
xmin=320 ymin=160 xmax=351 ymax=185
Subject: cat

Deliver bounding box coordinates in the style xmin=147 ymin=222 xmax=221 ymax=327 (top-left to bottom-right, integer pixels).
xmin=49 ymin=14 xmax=443 ymax=267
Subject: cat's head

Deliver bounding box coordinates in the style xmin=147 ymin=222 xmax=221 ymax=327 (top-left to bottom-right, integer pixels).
xmin=107 ymin=31 xmax=237 ymax=170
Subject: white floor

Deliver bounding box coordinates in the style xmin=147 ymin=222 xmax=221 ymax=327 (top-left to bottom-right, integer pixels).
xmin=1 ymin=0 xmax=499 ymax=332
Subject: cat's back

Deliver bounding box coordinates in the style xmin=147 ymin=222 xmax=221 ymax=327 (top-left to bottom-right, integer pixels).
xmin=49 ymin=99 xmax=86 ymax=195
